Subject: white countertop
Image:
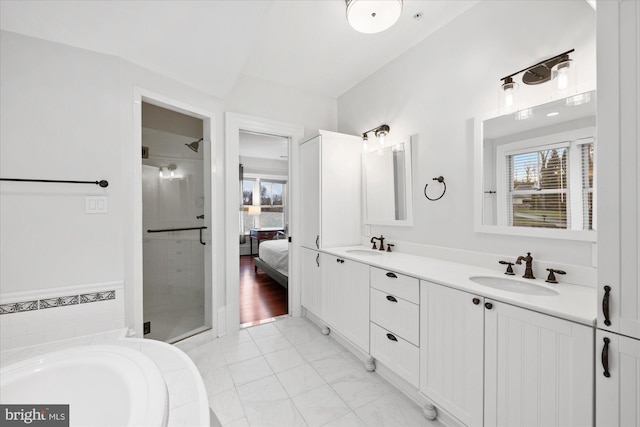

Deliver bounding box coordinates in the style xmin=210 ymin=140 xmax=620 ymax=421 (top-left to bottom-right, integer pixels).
xmin=321 ymin=245 xmax=597 ymax=326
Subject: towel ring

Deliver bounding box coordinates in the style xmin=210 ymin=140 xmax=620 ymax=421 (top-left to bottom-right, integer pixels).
xmin=424 ymin=176 xmax=446 ymax=201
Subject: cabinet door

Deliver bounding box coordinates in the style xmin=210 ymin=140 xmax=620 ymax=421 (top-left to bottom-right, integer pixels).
xmin=300 ymin=136 xmax=320 ymax=249
xmin=420 ymin=281 xmax=484 ymax=427
xmin=597 ymin=0 xmax=640 ymax=340
xmin=484 ymin=301 xmax=593 ymax=427
xmin=300 ymin=248 xmax=321 ymax=318
xmin=321 ymin=254 xmax=369 ymax=352
xmin=319 ymin=131 xmax=362 ymax=248
xmin=596 ymin=330 xmax=640 ymax=426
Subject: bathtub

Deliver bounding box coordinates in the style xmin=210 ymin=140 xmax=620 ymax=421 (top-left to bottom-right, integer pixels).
xmin=0 ymin=345 xmax=169 ymax=427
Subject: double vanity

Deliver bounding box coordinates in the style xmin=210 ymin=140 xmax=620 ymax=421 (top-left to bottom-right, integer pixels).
xmin=300 ymin=244 xmax=596 ymax=427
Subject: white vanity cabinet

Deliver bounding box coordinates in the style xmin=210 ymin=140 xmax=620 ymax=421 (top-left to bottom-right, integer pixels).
xmin=595 ymin=329 xmax=640 ymax=427
xmin=370 ymin=267 xmax=420 ymax=387
xmin=300 ymin=248 xmax=322 ymax=318
xmin=419 ymin=281 xmax=593 ymax=427
xmin=320 ymin=253 xmax=369 ymax=353
xmin=484 ymin=299 xmax=593 ymax=427
xmin=299 ymin=131 xmax=362 ymax=250
xmin=419 ymin=281 xmax=484 ymax=426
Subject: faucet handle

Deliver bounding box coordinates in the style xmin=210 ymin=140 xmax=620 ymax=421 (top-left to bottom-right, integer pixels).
xmin=499 ymin=260 xmax=515 ymax=275
xmin=386 ymin=244 xmax=394 ymax=253
xmin=545 ymin=268 xmax=566 ymax=284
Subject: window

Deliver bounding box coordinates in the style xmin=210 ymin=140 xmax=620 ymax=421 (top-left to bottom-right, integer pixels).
xmin=497 ymin=132 xmax=594 ymax=230
xmin=239 ymin=177 xmax=286 ymax=235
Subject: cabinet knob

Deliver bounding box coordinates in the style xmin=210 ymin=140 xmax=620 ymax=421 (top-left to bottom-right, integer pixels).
xmin=485 ymin=302 xmax=493 ymax=310
xmin=472 ymin=298 xmax=480 ymax=305
xmin=385 ymin=272 xmax=398 ymax=278
xmin=386 ymin=333 xmax=398 ymax=342
xmin=386 ymin=295 xmax=398 ymax=303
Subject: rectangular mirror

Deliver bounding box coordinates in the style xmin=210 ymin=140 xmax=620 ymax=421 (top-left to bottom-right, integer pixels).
xmin=363 ymin=141 xmax=413 ymax=226
xmin=474 ymin=91 xmax=596 ymax=241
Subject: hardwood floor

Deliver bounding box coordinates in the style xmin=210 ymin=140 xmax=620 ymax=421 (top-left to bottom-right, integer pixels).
xmin=239 ymin=255 xmax=288 ymax=325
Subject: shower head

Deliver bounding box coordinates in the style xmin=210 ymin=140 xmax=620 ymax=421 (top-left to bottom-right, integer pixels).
xmin=186 ymin=138 xmax=203 ymax=153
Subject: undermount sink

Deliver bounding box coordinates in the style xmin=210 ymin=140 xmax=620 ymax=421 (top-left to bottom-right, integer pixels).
xmin=469 ymin=276 xmax=559 ymax=296
xmin=346 ymin=249 xmax=384 ymax=256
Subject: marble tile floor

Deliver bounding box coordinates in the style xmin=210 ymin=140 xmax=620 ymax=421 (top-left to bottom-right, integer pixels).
xmin=174 ymin=316 xmax=444 ymax=427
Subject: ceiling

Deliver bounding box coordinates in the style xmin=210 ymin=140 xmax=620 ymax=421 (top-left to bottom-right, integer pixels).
xmin=0 ymin=0 xmax=479 ymax=99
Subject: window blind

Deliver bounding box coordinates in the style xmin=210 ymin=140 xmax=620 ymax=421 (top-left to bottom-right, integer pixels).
xmin=505 ymin=141 xmax=593 ymax=230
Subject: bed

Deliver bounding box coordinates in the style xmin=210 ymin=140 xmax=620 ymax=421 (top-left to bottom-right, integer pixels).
xmin=254 ymin=239 xmax=289 ymax=288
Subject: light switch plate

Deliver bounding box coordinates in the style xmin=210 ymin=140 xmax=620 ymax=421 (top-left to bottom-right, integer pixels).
xmin=85 ymin=196 xmax=108 ymax=214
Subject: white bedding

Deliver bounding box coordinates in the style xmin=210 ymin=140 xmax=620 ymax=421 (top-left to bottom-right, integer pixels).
xmin=258 ymin=239 xmax=289 ymax=276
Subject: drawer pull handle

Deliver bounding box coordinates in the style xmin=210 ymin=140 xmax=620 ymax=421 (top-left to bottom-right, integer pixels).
xmin=386 ymin=295 xmax=398 ymax=303
xmin=316 ymin=253 xmax=319 ymax=267
xmin=315 ymin=235 xmax=319 ymax=249
xmin=602 ymin=337 xmax=611 ymax=378
xmin=485 ymin=302 xmax=493 ymax=310
xmin=472 ymin=298 xmax=480 ymax=305
xmin=603 ymin=285 xmax=612 ymax=326
xmin=386 ymin=333 xmax=398 ymax=342
xmin=385 ymin=272 xmax=397 ymax=278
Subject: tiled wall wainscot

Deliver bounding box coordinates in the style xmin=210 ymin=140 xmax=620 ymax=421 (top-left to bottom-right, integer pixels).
xmin=0 ymin=282 xmax=125 ymax=350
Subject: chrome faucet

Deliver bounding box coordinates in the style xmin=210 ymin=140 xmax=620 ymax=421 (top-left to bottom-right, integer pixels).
xmin=370 ymin=235 xmax=385 ymax=251
xmin=515 ymin=252 xmax=535 ymax=279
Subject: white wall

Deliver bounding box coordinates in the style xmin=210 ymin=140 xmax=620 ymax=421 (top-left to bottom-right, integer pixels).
xmin=0 ymin=29 xmax=338 ymax=347
xmin=226 ymin=74 xmax=337 ymax=138
xmin=338 ymin=1 xmax=597 ymax=270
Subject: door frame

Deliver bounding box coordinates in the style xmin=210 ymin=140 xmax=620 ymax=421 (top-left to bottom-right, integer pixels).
xmin=130 ymin=86 xmax=217 ymax=338
xmin=224 ymin=113 xmax=304 ymax=335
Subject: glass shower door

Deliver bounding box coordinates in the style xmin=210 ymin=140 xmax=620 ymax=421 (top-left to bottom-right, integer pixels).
xmin=141 ymin=121 xmax=208 ymax=343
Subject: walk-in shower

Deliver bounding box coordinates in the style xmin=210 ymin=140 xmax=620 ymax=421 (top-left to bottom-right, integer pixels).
xmin=141 ymin=103 xmax=209 ymax=343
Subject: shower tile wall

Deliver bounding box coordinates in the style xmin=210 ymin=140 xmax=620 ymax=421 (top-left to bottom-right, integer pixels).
xmin=143 ymin=237 xmax=204 ymax=342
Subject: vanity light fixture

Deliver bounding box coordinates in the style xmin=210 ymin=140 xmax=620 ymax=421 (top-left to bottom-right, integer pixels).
xmin=346 ymin=0 xmax=402 ymax=34
xmin=158 ymin=164 xmax=177 ymax=179
xmin=361 ymin=124 xmax=390 ymax=149
xmin=500 ymin=49 xmax=574 ymax=111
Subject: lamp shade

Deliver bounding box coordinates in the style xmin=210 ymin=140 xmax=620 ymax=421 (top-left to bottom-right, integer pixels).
xmin=346 ymin=0 xmax=402 ymax=34
xmin=248 ymin=206 xmax=262 ymax=216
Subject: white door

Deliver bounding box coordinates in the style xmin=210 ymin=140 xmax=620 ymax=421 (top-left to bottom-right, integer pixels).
xmin=484 ymin=301 xmax=593 ymax=427
xmin=300 ymin=248 xmax=321 ymax=318
xmin=419 ymin=281 xmax=484 ymax=426
xmin=596 ymin=330 xmax=640 ymax=426
xmin=597 ymin=0 xmax=640 ymax=341
xmin=321 ymin=253 xmax=369 ymax=352
xmin=300 ymin=136 xmax=320 ymax=250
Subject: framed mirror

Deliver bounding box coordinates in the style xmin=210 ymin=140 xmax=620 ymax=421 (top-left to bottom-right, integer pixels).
xmin=474 ymin=91 xmax=596 ymax=241
xmin=363 ymin=141 xmax=413 ymax=226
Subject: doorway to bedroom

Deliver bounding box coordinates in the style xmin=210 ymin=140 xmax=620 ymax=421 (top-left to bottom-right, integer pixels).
xmin=238 ymin=130 xmax=289 ymax=326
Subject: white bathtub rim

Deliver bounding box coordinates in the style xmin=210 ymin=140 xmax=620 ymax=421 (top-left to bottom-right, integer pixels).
xmin=0 ymin=344 xmax=169 ymax=427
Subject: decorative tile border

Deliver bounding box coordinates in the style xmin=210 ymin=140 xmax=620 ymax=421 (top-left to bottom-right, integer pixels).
xmin=0 ymin=291 xmax=116 ymax=315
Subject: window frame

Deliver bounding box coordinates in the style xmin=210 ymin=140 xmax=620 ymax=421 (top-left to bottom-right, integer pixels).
xmin=495 ymin=127 xmax=595 ymax=232
xmin=239 ymin=173 xmax=287 ymax=234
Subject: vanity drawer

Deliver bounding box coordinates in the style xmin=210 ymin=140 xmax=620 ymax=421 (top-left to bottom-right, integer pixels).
xmin=370 ymin=323 xmax=419 ymax=388
xmin=370 ymin=267 xmax=419 ymax=304
xmin=371 ymin=288 xmax=419 ymax=345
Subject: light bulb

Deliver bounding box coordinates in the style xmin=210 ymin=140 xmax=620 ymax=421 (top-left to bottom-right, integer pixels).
xmin=170 ymin=169 xmax=175 ymax=178
xmin=378 ymin=133 xmax=385 ymax=145
xmin=500 ymin=77 xmax=518 ymax=113
xmin=552 ymin=57 xmax=573 ymax=94
xmin=158 ymin=167 xmax=164 ymax=178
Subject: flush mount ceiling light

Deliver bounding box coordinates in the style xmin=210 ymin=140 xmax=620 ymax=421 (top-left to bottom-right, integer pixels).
xmin=346 ymin=0 xmax=403 ymax=34
xmin=500 ymin=49 xmax=574 ymax=112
